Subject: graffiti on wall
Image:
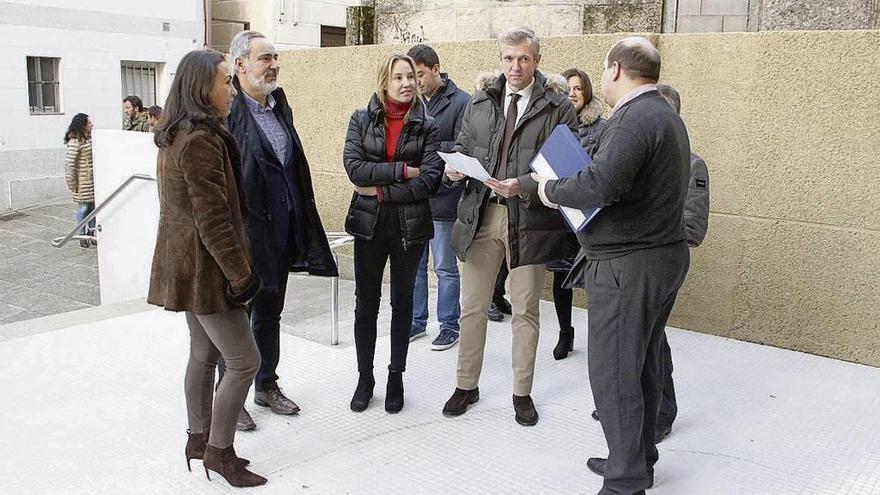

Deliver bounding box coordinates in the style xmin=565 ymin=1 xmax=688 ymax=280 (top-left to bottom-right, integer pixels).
xmin=388 ymin=16 xmax=427 ymax=43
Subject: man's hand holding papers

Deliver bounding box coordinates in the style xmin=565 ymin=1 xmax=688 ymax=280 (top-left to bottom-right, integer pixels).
xmin=438 ymin=152 xmax=491 ymax=182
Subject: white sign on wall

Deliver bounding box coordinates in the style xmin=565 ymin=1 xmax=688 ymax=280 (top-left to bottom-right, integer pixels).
xmin=91 ymin=129 xmax=159 ymax=305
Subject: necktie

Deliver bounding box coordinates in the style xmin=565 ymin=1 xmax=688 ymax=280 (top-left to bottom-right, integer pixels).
xmin=497 ymin=93 xmax=521 ymax=180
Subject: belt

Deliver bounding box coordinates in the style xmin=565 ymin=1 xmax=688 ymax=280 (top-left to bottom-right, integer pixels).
xmin=488 ymin=196 xmax=507 ymax=206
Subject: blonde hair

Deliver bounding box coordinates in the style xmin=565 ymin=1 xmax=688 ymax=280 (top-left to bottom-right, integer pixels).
xmin=376 ymin=53 xmax=420 ymax=121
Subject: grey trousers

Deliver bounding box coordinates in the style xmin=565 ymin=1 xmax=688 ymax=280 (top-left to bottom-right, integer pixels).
xmin=585 ymin=241 xmax=689 ymax=495
xmin=185 ymin=309 xmax=260 ymax=448
xmin=658 ymin=332 xmax=677 ymax=428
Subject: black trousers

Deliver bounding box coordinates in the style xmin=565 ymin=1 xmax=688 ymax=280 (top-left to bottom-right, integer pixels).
xmin=492 ymin=258 xmax=508 ymax=302
xmin=585 ymin=241 xmax=689 ymax=495
xmin=552 ymin=271 xmax=573 ymax=331
xmin=353 ymin=205 xmax=424 ymax=374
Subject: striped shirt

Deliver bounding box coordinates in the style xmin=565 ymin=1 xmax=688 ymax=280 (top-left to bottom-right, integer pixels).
xmin=243 ymin=91 xmax=289 ymax=165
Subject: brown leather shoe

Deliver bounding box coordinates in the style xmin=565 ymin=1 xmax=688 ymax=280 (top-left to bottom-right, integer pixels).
xmin=236 ymin=407 xmax=256 ymax=431
xmin=254 ymin=388 xmax=300 ymax=415
xmin=442 ymin=387 xmax=479 ymax=416
xmin=513 ymin=394 xmax=539 ymax=426
xmin=203 ymin=444 xmax=267 ymax=487
xmin=185 ymin=429 xmax=249 ymax=471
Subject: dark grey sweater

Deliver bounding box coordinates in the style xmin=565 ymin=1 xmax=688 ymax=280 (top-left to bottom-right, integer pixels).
xmin=545 ymin=90 xmax=690 ymax=259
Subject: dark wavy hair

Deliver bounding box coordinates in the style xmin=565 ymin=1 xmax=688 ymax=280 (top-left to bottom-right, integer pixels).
xmin=562 ymin=68 xmax=594 ymax=105
xmin=123 ymin=95 xmax=144 ymax=112
xmin=154 ymin=49 xmax=227 ymax=147
xmin=64 ymin=113 xmax=90 ymax=144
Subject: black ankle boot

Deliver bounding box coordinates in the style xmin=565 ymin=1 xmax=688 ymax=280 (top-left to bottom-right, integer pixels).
xmin=385 ymin=371 xmax=404 ymax=413
xmin=553 ymin=327 xmax=574 ymax=360
xmin=350 ymin=373 xmax=375 ymax=412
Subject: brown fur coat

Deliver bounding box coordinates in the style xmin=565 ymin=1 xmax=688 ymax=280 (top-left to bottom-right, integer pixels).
xmin=147 ymin=129 xmax=255 ymax=314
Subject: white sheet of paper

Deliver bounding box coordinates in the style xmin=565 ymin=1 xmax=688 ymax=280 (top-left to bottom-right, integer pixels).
xmin=438 ymin=152 xmax=492 ymax=183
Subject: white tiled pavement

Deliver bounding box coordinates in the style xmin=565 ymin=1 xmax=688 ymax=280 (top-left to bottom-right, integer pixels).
xmin=2 ymin=301 xmax=880 ymax=494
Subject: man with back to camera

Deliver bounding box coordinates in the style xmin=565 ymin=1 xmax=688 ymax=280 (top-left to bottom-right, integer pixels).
xmin=221 ymin=30 xmax=338 ymax=430
xmin=405 ymin=43 xmax=470 ymax=351
xmin=442 ymin=27 xmax=577 ymax=427
xmin=590 ymin=83 xmax=712 ymax=445
xmin=533 ymin=37 xmax=691 ymax=494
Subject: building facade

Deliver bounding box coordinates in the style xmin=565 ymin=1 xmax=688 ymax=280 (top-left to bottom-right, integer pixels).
xmin=347 ymin=0 xmax=880 ymax=44
xmin=210 ymin=0 xmax=362 ymax=51
xmin=0 ymin=0 xmax=205 ymax=211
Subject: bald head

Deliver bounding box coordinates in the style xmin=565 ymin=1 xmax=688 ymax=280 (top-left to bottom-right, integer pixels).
xmin=606 ymin=36 xmax=661 ymax=83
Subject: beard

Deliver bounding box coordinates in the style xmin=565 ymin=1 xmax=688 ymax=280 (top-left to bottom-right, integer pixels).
xmin=246 ymin=69 xmax=278 ymax=96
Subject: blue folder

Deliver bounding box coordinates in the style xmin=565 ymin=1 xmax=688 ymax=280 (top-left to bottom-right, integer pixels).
xmin=530 ymin=124 xmax=601 ymax=231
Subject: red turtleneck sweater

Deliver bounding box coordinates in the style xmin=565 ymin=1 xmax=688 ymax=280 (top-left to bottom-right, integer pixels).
xmin=384 ymin=97 xmax=409 ymax=160
xmin=377 ymin=96 xmax=410 ymax=201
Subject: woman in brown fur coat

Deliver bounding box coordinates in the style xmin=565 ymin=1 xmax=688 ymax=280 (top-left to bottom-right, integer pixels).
xmin=148 ymin=49 xmax=266 ymax=488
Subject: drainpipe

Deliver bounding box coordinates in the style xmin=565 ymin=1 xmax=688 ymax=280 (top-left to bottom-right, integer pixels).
xmin=280 ymin=0 xmax=300 ymax=26
xmin=204 ymin=0 xmax=213 ymax=48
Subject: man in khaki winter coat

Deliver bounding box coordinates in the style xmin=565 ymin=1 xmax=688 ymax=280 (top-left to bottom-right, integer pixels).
xmin=441 ymin=27 xmax=577 ymax=427
xmin=122 ymin=95 xmax=150 ymax=132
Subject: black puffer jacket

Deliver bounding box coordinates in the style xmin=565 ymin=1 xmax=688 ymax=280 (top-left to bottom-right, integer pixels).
xmin=343 ymin=94 xmax=443 ymax=246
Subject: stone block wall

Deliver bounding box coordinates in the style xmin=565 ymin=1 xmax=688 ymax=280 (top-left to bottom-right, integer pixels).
xmin=669 ymin=0 xmax=879 ymax=33
xmin=350 ymin=0 xmax=880 ymax=42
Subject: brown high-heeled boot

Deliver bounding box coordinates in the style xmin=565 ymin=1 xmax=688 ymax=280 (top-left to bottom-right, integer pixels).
xmin=203 ymin=444 xmax=267 ymax=487
xmin=185 ymin=430 xmax=249 ymax=471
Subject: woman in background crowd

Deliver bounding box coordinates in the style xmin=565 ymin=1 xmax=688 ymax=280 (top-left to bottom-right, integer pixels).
xmin=148 ymin=49 xmax=266 ymax=488
xmin=342 ymin=53 xmax=443 ymax=414
xmin=548 ymin=68 xmax=607 ymax=360
xmin=64 ymin=113 xmax=95 ymax=248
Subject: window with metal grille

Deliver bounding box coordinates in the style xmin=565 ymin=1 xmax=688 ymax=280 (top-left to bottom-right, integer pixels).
xmin=120 ymin=62 xmax=158 ymax=107
xmin=27 ymin=56 xmax=62 ymax=114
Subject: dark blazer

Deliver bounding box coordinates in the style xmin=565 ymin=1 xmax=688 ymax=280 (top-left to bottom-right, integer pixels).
xmin=451 ymin=71 xmax=578 ymax=269
xmin=148 ymin=129 xmax=255 ymax=314
xmin=228 ymin=77 xmax=338 ymax=290
xmin=425 ymin=75 xmax=470 ymax=221
xmin=342 ymin=94 xmax=443 ymax=246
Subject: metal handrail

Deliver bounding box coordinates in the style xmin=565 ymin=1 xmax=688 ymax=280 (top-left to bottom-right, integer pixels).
xmin=51 ymin=173 xmax=156 ymax=248
xmin=49 ymin=173 xmax=352 ymax=346
xmin=324 ymin=231 xmax=354 ymax=345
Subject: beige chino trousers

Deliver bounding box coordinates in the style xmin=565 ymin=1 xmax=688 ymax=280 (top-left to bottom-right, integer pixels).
xmin=457 ymin=202 xmax=545 ymax=396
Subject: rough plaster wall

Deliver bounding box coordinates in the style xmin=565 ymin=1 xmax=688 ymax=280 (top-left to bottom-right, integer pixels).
xmin=277 ymin=31 xmax=880 ymax=366
xmin=658 ymin=31 xmax=880 ymax=366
